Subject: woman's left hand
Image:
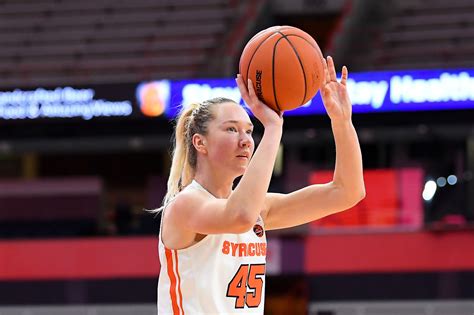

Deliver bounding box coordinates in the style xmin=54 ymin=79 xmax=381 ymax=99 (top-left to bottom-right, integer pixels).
xmin=320 ymin=56 xmax=352 ymax=122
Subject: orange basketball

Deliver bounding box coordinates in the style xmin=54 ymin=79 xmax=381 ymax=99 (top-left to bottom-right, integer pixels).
xmin=239 ymin=26 xmax=325 ymax=112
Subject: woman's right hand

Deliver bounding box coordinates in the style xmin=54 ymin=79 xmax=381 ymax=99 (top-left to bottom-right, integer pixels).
xmin=235 ymin=74 xmax=284 ymax=129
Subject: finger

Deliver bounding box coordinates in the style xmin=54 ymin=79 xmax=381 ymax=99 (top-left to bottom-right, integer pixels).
xmin=341 ymin=66 xmax=348 ymax=86
xmin=235 ymin=75 xmax=250 ymax=99
xmin=321 ymin=84 xmax=329 ymax=98
xmin=327 ymin=56 xmax=337 ymax=82
xmin=235 ymin=74 xmax=252 ymax=105
xmin=322 ymin=57 xmax=329 ymax=85
xmin=247 ymin=79 xmax=258 ymax=101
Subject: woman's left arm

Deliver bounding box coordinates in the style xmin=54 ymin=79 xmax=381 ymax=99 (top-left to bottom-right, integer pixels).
xmin=262 ymin=56 xmax=366 ymax=230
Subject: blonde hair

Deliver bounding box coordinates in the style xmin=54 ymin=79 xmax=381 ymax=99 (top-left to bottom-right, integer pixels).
xmin=157 ymin=97 xmax=236 ymax=211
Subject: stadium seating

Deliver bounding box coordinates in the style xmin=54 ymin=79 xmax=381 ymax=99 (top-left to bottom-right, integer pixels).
xmin=374 ymin=0 xmax=474 ymax=69
xmin=0 ymin=0 xmax=240 ymax=87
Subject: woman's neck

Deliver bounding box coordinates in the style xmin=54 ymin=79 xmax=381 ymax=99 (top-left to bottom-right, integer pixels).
xmin=193 ymin=170 xmax=234 ymax=199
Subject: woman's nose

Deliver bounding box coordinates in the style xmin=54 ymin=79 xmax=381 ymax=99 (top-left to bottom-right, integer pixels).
xmin=239 ymin=134 xmax=252 ymax=147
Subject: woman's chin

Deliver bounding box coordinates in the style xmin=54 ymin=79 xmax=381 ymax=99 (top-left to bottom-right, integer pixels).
xmin=234 ymin=165 xmax=247 ymax=175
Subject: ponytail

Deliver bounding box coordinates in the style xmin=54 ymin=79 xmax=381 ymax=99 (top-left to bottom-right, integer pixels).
xmin=150 ymin=97 xmax=236 ymax=213
xmin=163 ymin=103 xmax=198 ymax=206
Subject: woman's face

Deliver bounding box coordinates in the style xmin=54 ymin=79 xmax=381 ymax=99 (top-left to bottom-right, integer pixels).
xmin=201 ymin=102 xmax=255 ymax=176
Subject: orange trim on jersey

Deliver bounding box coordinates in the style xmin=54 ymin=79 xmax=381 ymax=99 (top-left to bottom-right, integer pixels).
xmin=174 ymin=249 xmax=185 ymax=315
xmin=165 ymin=248 xmax=180 ymax=315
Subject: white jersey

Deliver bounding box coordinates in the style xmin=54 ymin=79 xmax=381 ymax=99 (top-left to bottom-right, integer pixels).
xmin=157 ymin=180 xmax=267 ymax=315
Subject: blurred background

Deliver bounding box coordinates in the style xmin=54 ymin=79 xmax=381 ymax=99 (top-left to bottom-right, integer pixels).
xmin=0 ymin=0 xmax=474 ymax=314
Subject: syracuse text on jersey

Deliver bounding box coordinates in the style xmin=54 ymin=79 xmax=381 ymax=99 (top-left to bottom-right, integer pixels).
xmin=221 ymin=240 xmax=267 ymax=257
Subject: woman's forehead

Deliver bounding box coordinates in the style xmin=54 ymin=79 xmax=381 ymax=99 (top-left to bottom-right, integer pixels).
xmin=213 ymin=102 xmax=251 ymax=123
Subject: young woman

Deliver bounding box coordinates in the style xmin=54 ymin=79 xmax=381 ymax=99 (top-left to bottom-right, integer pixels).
xmin=157 ymin=56 xmax=365 ymax=314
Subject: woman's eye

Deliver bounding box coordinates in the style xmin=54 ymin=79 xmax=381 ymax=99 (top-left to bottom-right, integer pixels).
xmin=227 ymin=127 xmax=237 ymax=132
xmin=246 ymin=130 xmax=253 ymax=134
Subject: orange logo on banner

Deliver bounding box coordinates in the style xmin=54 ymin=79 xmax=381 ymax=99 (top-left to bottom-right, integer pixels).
xmin=136 ymin=81 xmax=170 ymax=117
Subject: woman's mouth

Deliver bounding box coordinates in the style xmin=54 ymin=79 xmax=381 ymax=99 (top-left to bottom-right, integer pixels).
xmin=236 ymin=154 xmax=249 ymax=161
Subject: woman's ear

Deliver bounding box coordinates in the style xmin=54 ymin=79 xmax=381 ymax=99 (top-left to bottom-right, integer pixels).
xmin=192 ymin=134 xmax=207 ymax=154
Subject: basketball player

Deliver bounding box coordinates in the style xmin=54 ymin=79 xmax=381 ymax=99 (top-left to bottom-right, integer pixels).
xmin=157 ymin=56 xmax=365 ymax=314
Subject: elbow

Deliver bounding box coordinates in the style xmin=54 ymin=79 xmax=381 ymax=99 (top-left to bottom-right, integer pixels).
xmin=358 ymin=186 xmax=366 ymax=201
xmin=337 ymin=181 xmax=365 ymax=209
xmin=333 ymin=180 xmax=366 ymax=208
xmin=359 ymin=180 xmax=367 ymax=200
xmin=351 ymin=177 xmax=366 ymax=202
xmin=231 ymin=209 xmax=257 ymax=233
xmin=347 ymin=186 xmax=366 ymax=207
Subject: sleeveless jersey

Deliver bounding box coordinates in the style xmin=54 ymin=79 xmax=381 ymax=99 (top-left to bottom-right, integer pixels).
xmin=157 ymin=180 xmax=267 ymax=315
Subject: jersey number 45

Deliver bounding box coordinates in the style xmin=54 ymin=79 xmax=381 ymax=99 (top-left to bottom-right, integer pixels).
xmin=226 ymin=264 xmax=266 ymax=308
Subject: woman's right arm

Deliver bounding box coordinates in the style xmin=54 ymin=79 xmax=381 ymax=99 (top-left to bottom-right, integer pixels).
xmin=226 ymin=122 xmax=282 ymax=227
xmin=169 ymin=76 xmax=283 ymax=234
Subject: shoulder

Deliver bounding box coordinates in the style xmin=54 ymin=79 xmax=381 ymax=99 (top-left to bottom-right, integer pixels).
xmin=162 ymin=187 xmax=213 ymax=249
xmin=166 ymin=186 xmax=212 ymax=220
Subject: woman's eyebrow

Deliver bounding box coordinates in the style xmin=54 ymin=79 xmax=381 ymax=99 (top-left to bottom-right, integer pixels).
xmin=221 ymin=120 xmax=254 ymax=127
